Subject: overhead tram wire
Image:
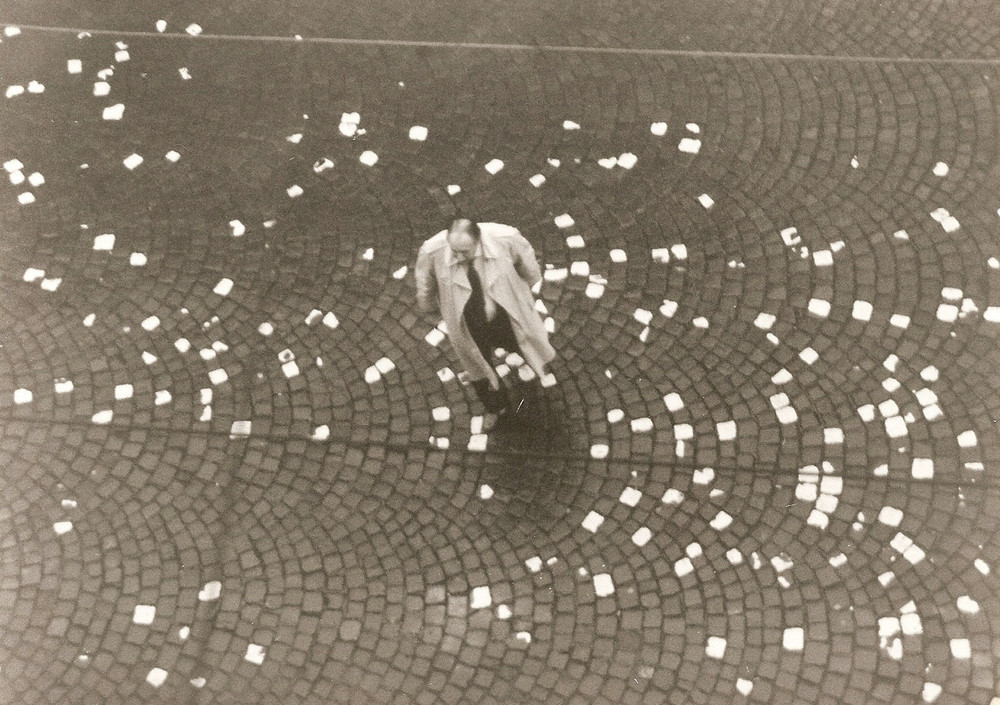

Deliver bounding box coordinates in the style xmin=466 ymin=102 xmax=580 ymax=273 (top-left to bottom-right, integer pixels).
xmin=4 ymin=22 xmax=1000 ymax=66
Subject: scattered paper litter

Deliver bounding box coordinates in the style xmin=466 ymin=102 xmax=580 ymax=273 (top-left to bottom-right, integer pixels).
xmin=133 ymin=605 xmax=156 ymax=624
xmin=582 ymin=511 xmax=604 ymax=533
xmin=470 ymin=586 xmax=492 ymax=609
xmin=313 ymin=157 xmax=333 ymax=173
xmin=593 ymin=573 xmax=614 ymax=597
xmin=783 ymin=627 xmax=804 ymax=651
xmin=706 ymin=637 xmax=726 ymax=659
xmin=808 ymin=299 xmax=831 ymax=317
xmin=678 ymin=138 xmax=701 ymax=154
xmin=338 ymin=115 xmax=359 ymax=137
xmin=245 ymin=644 xmax=266 ymax=665
xmin=198 ymin=581 xmax=221 ymax=601
xmin=12 ymin=387 xmax=32 ymax=405
xmin=779 ymin=227 xmax=801 ymax=246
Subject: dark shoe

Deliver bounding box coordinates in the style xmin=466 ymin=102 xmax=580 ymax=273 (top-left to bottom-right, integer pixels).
xmin=481 ymin=408 xmax=509 ymax=432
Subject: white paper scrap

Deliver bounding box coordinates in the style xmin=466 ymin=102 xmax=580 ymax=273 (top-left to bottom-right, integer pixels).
xmin=706 ymin=637 xmax=726 ymax=659
xmin=146 ymin=668 xmax=168 ymax=688
xmin=911 ymin=458 xmax=934 ymax=479
xmin=808 ymin=299 xmax=831 ymax=317
xmin=783 ymin=627 xmax=804 ymax=651
xmin=593 ymin=573 xmax=614 ymax=597
xmin=754 ymin=312 xmax=776 ymax=329
xmin=582 ymin=511 xmax=604 ymax=533
xmin=470 ymin=586 xmax=492 ymax=609
xmin=678 ymin=138 xmax=701 ymax=154
xmin=133 ymin=605 xmax=156 ymax=624
xmin=590 ymin=444 xmax=609 ymax=459
xmin=619 ymin=487 xmax=642 ymax=506
xmin=198 ymin=581 xmax=221 ymax=601
xmin=245 ymin=644 xmax=266 ymax=665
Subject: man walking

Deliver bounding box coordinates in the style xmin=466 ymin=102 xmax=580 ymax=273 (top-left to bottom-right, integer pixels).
xmin=415 ymin=217 xmax=555 ymax=427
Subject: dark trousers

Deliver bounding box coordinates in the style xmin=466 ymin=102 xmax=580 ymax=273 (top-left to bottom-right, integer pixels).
xmin=465 ymin=304 xmax=521 ymax=413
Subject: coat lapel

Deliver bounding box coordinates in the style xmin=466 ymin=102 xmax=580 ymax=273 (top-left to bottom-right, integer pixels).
xmin=445 ymin=246 xmax=472 ymax=290
xmin=478 ymin=232 xmax=504 ymax=292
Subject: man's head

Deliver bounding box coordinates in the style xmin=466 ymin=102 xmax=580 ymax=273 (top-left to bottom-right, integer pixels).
xmin=447 ymin=217 xmax=480 ymax=261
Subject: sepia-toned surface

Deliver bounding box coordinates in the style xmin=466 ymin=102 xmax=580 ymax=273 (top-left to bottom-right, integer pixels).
xmin=1 ymin=2 xmax=999 ymax=703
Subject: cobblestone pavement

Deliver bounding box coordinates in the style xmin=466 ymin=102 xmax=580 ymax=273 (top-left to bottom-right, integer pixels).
xmin=2 ymin=2 xmax=1000 ymax=703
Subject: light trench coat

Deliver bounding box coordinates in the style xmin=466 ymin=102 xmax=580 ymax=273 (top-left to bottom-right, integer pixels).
xmin=415 ymin=223 xmax=556 ymax=389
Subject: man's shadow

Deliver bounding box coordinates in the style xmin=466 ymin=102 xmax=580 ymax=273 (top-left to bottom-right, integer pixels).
xmin=476 ymin=380 xmax=584 ymax=525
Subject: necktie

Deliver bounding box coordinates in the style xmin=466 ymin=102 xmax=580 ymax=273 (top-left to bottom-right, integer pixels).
xmin=465 ymin=261 xmax=487 ymax=321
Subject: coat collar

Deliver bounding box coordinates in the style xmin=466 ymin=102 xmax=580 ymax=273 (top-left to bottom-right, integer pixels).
xmin=444 ymin=227 xmax=503 ymax=289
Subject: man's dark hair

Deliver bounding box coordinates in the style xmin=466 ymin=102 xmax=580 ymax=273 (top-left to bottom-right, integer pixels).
xmin=451 ymin=214 xmax=482 ymax=238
